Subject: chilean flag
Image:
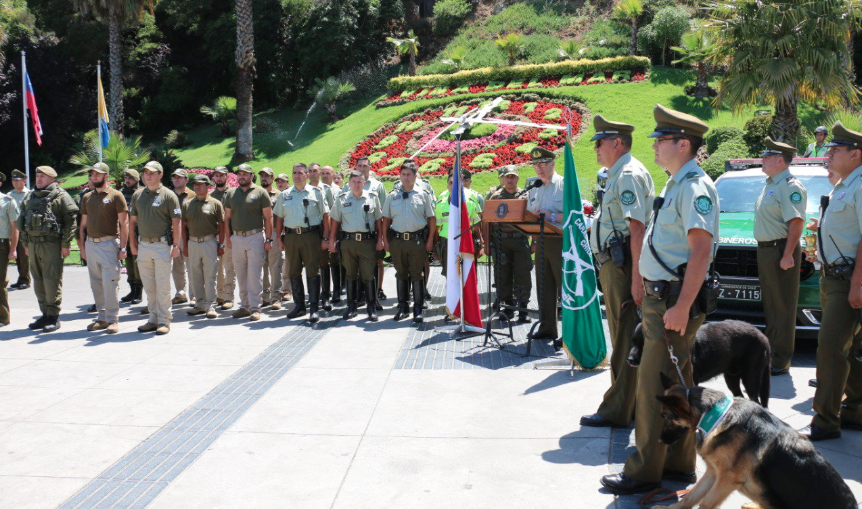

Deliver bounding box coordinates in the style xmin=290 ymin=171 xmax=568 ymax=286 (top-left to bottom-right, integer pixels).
xmin=24 ymin=72 xmax=43 ymax=146
xmin=445 ymin=161 xmax=483 ymax=328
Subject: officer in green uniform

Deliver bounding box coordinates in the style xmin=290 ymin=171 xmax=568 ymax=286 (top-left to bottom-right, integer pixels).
xmin=488 ymin=166 xmax=533 ymax=323
xmin=328 ymin=170 xmax=384 ymax=321
xmin=170 ymin=169 xmax=191 ymax=305
xmin=754 ymin=137 xmax=807 ymax=376
xmin=120 ymin=169 xmax=143 ymax=304
xmin=462 ymin=171 xmax=484 ymax=213
xmin=803 ymin=121 xmax=862 ymax=441
xmin=182 ymin=174 xmax=226 ymax=319
xmin=803 ymin=126 xmax=829 ymax=158
xmin=274 ymin=163 xmax=330 ymax=323
xmin=484 ymin=170 xmax=506 ymax=201
xmin=18 ymin=166 xmax=79 ymax=332
xmin=525 ymin=147 xmax=565 ymax=340
xmin=308 ymin=163 xmax=336 ymax=310
xmin=275 ymin=173 xmax=292 ymax=302
xmin=382 ymin=160 xmax=436 ymax=322
xmin=602 ymin=105 xmax=718 ymax=494
xmin=321 ymin=165 xmax=345 ymax=303
xmin=350 ymin=157 xmax=389 ymax=301
xmin=0 ymin=173 xmax=20 ymax=326
xmin=8 ymin=170 xmax=29 ymax=290
xmin=210 ymin=166 xmax=236 ymax=310
xmin=581 ymin=115 xmax=656 ymax=429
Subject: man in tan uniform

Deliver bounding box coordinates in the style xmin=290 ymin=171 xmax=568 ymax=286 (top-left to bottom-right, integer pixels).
xmin=210 ymin=167 xmax=235 ymax=309
xmin=754 ymin=137 xmax=807 ymax=376
xmin=582 ymin=115 xmax=655 ymax=429
xmin=0 ymin=173 xmax=20 ymax=327
xmin=120 ymin=169 xmax=143 ymax=304
xmin=80 ymin=162 xmax=128 ymax=334
xmin=258 ymin=167 xmax=284 ymax=310
xmin=182 ymin=174 xmax=225 ymax=319
xmin=225 ymin=164 xmax=273 ymax=321
xmin=602 ymin=105 xmax=718 ymax=494
xmin=275 ymin=173 xmax=292 ymax=302
xmin=8 ymin=170 xmax=29 ymax=290
xmin=309 ymin=163 xmax=336 ymax=310
xmin=170 ymin=169 xmax=192 ymax=305
xmin=130 ymin=161 xmax=182 ymax=335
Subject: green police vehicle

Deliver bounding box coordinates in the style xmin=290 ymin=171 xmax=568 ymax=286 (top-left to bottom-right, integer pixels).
xmin=711 ymin=158 xmax=832 ymax=338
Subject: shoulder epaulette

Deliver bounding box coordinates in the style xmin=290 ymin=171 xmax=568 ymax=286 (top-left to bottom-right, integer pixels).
xmin=684 ymin=171 xmax=700 ymax=180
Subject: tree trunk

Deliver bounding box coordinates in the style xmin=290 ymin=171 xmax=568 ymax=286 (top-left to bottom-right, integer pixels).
xmin=221 ymin=118 xmax=230 ymax=136
xmin=772 ymin=95 xmax=800 ymax=143
xmin=327 ymin=103 xmax=337 ymax=123
xmin=508 ymin=53 xmax=515 ymax=66
xmin=108 ymin=15 xmax=124 ymax=135
xmin=235 ymin=0 xmax=255 ymax=161
xmin=694 ymin=63 xmax=709 ymax=98
xmin=409 ymin=51 xmax=416 ymax=76
xmin=630 ymin=18 xmax=637 ymax=55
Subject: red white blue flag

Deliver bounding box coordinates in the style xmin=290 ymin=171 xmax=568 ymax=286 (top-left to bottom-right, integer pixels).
xmin=24 ymin=72 xmax=43 ymax=146
xmin=445 ymin=161 xmax=483 ymax=328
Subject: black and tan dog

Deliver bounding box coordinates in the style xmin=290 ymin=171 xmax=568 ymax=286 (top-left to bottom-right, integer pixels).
xmin=629 ymin=320 xmax=771 ymax=407
xmin=653 ymin=373 xmax=857 ymax=509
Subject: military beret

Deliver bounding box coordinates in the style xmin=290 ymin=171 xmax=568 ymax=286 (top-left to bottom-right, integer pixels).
xmin=591 ymin=114 xmax=635 ymax=141
xmin=762 ymin=137 xmax=797 ymax=158
xmin=826 ymin=121 xmax=862 ymax=148
xmin=143 ymin=161 xmax=163 ymax=173
xmin=530 ymin=146 xmax=556 ymax=163
xmin=124 ymin=169 xmax=140 ymax=181
xmin=648 ymin=104 xmax=709 ymax=139
xmin=499 ymin=165 xmax=519 ymax=178
xmin=259 ymin=167 xmax=274 ymax=177
xmin=213 ymin=166 xmax=229 ymax=174
xmin=90 ymin=162 xmax=110 ymax=174
xmin=191 ymin=174 xmax=213 ymax=186
xmin=171 ymin=168 xmax=188 ymax=178
xmin=275 ymin=173 xmax=289 ymax=181
xmin=36 ymin=166 xmax=57 ymax=178
xmin=236 ymin=163 xmax=254 ymax=174
xmin=11 ymin=169 xmax=25 ymax=180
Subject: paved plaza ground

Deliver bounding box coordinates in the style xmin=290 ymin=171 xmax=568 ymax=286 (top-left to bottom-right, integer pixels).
xmin=0 ymin=265 xmax=860 ymax=508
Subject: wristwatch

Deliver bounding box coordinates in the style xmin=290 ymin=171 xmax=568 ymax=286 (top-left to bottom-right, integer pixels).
xmin=119 ymin=247 xmax=127 ymax=252
xmin=322 ymin=236 xmax=329 ymax=242
xmin=171 ymin=244 xmax=179 ymax=249
xmin=218 ymin=243 xmax=226 ymax=249
xmin=265 ymin=238 xmax=273 ymax=243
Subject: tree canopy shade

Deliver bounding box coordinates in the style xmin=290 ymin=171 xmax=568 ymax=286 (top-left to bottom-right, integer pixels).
xmin=705 ymin=0 xmax=860 ymax=142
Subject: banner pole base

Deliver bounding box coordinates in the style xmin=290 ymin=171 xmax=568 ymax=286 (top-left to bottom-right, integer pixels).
xmin=532 ymin=358 xmax=576 ymax=371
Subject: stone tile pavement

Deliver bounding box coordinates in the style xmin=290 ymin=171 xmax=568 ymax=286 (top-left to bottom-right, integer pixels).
xmin=0 ymin=265 xmax=858 ymax=508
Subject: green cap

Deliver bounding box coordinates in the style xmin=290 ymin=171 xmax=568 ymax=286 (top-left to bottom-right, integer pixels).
xmin=499 ymin=165 xmax=518 ymax=177
xmin=275 ymin=173 xmax=289 ymax=182
xmin=826 ymin=121 xmax=862 ymax=148
xmin=172 ymin=168 xmax=189 ymax=178
xmin=259 ymin=167 xmax=274 ymax=177
xmin=236 ymin=163 xmax=254 ymax=174
xmin=648 ymin=104 xmax=709 ymax=139
xmin=191 ymin=174 xmax=213 ymax=186
xmin=213 ymin=166 xmax=229 ymax=174
xmin=90 ymin=162 xmax=110 ymax=174
xmin=36 ymin=166 xmax=57 ymax=178
xmin=124 ymin=169 xmax=140 ymax=181
xmin=530 ymin=146 xmax=556 ymax=163
xmin=11 ymin=170 xmax=25 ymax=180
xmin=143 ymin=161 xmax=164 ymax=173
xmin=762 ymin=137 xmax=797 ymax=158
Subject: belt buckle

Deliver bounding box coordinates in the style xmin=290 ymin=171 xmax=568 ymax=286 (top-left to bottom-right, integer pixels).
xmin=355 ymin=233 xmax=362 ymax=242
xmin=295 ymin=227 xmax=302 ymax=235
xmin=404 ymin=233 xmax=410 ymax=241
xmin=196 ymin=237 xmax=204 ymax=243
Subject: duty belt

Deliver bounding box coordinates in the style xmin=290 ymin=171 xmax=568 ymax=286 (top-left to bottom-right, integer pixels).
xmin=757 ymin=239 xmax=786 ymax=248
xmin=189 ymin=234 xmax=217 ymax=243
xmin=644 ymin=278 xmax=683 ymax=300
xmin=285 ymin=225 xmax=321 ymax=235
xmin=392 ymin=229 xmax=424 ymax=241
xmin=139 ymin=236 xmax=168 ymax=243
xmin=89 ymin=236 xmax=118 ymax=243
xmin=234 ymin=228 xmax=262 ymax=237
xmin=824 ymin=262 xmax=854 ymax=278
xmin=342 ymin=231 xmax=375 ymax=241
xmin=594 ymin=236 xmax=631 ymax=266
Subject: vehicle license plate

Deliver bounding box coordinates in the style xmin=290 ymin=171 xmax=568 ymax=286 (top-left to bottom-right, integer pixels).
xmin=718 ymin=284 xmax=761 ymax=301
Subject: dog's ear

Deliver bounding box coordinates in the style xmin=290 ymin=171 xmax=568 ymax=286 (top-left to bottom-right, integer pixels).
xmin=660 ymin=372 xmax=677 ymax=390
xmin=655 ymin=395 xmax=677 ymax=408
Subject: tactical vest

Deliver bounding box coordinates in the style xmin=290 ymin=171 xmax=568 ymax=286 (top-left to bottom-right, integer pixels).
xmin=23 ymin=188 xmax=63 ymax=239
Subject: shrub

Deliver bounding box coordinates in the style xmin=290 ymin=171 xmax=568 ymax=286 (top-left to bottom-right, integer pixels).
xmin=165 ymin=129 xmax=189 ymax=149
xmin=705 ymin=126 xmax=744 ymax=155
xmin=743 ymin=114 xmax=774 ymax=156
xmin=637 ymin=6 xmax=690 ymax=65
xmin=702 ymin=138 xmax=750 ymax=180
xmin=584 ymin=19 xmax=630 ymax=51
xmin=433 ymin=0 xmax=472 ymax=37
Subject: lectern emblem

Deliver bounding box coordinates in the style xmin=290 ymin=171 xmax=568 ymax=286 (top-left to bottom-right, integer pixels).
xmin=496 ymin=202 xmax=509 ymax=219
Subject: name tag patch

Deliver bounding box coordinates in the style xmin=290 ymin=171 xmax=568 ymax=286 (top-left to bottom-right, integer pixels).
xmin=203 ymin=205 xmax=212 ymax=213
xmin=103 ymin=198 xmax=111 ymax=204
xmin=766 ymin=191 xmax=774 ymax=197
xmin=174 ymin=208 xmax=181 ymax=214
xmin=343 ymin=202 xmax=352 ymax=207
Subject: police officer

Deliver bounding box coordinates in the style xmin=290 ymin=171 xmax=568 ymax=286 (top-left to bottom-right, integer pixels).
xmin=320 ymin=165 xmax=344 ymax=304
xmin=525 ymin=147 xmax=565 ymax=340
xmin=8 ymin=170 xmax=29 ymax=290
xmin=17 ymin=166 xmax=78 ymax=332
xmin=349 ymin=157 xmax=388 ymax=301
xmin=601 ymin=105 xmax=718 ymax=494
xmin=484 ymin=170 xmax=505 ymax=201
xmin=581 ymin=115 xmax=655 ymax=429
xmin=259 ymin=167 xmax=284 ymax=310
xmin=170 ymin=169 xmax=192 ymax=305
xmin=308 ymin=163 xmax=336 ymax=310
xmin=225 ymin=164 xmax=274 ymax=322
xmin=275 ymin=173 xmax=292 ymax=302
xmin=803 ymin=121 xmax=862 ymax=441
xmin=0 ymin=173 xmax=20 ymax=327
xmin=488 ymin=166 xmax=534 ymax=323
xmin=329 ymin=170 xmax=383 ymax=321
xmin=80 ymin=162 xmax=128 ymax=334
xmin=182 ymin=174 xmax=225 ymax=319
xmin=120 ymin=169 xmax=143 ymax=304
xmin=210 ymin=166 xmax=236 ymax=310
xmin=461 ymin=171 xmax=483 ymax=213
xmin=803 ymin=126 xmax=829 ymax=158
xmin=754 ymin=137 xmax=807 ymax=376
xmin=130 ymin=161 xmax=182 ymax=335
xmin=382 ymin=160 xmax=435 ymax=322
xmin=274 ymin=163 xmax=330 ymax=323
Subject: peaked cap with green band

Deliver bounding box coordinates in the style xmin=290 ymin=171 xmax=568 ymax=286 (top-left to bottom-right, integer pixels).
xmin=591 ymin=114 xmax=634 ymax=141
xmin=648 ymin=104 xmax=709 ymax=139
xmin=825 ymin=121 xmax=862 ymax=148
xmin=762 ymin=137 xmax=797 ymax=158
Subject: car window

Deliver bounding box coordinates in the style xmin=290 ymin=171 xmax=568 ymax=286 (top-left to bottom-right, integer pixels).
xmin=716 ymin=174 xmax=831 ymax=214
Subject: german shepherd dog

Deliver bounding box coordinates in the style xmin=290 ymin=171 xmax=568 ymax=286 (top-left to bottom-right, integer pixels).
xmin=628 ymin=320 xmax=771 ymax=407
xmin=654 ymin=373 xmax=857 ymax=509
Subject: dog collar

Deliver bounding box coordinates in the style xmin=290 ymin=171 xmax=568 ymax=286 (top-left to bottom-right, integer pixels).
xmin=697 ymin=395 xmax=734 ymax=437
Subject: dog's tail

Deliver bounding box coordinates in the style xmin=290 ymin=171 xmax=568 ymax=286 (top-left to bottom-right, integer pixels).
xmin=759 ymin=358 xmax=771 ymax=408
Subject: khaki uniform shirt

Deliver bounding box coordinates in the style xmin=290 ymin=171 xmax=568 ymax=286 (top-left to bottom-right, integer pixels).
xmin=527 ymin=172 xmax=565 ymax=228
xmin=210 ymin=187 xmax=229 ymax=204
xmin=589 ymin=153 xmax=655 ymax=254
xmin=753 ymin=168 xmax=807 ymax=242
xmin=330 ymin=191 xmax=382 ymax=233
xmin=0 ymin=193 xmax=19 ymax=239
xmin=273 ymin=185 xmax=329 ymax=229
xmin=343 ymin=176 xmax=386 ymax=200
xmin=174 ymin=189 xmax=189 ymax=208
xmin=818 ymin=165 xmax=862 ymax=265
xmin=183 ymin=195 xmax=225 ymax=238
xmin=130 ymin=185 xmax=181 ymax=239
xmin=383 ymin=188 xmax=434 ymax=232
xmin=8 ymin=188 xmax=28 ymax=209
xmin=80 ymin=187 xmax=127 ymax=238
xmin=639 ymin=160 xmax=719 ymax=281
xmin=312 ymin=182 xmax=335 ymax=207
xmin=225 ymin=184 xmax=271 ymax=233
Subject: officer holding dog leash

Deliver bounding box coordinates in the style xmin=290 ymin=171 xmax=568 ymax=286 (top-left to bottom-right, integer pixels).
xmin=601 ymin=105 xmax=718 ymax=495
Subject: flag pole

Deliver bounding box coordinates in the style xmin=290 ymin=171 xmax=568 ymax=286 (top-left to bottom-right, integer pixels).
xmin=21 ymin=51 xmax=30 ymax=187
xmin=97 ymin=61 xmax=103 ymax=163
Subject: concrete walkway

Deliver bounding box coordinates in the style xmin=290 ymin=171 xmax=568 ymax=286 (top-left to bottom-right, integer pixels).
xmin=0 ymin=266 xmax=859 ymax=508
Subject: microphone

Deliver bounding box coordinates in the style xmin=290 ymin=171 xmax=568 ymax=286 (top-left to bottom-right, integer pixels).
xmin=821 ymin=195 xmax=830 ymax=211
xmin=363 ymin=204 xmax=370 ymax=212
xmin=517 ymin=179 xmax=543 ymax=197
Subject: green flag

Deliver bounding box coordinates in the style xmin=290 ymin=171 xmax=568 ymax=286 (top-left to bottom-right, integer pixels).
xmin=561 ymin=132 xmax=607 ymax=369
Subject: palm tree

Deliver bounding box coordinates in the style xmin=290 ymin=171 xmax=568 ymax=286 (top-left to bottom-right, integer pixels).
xmin=706 ymin=0 xmax=860 ymax=142
xmin=495 ymin=33 xmax=524 ymax=67
xmin=558 ymin=39 xmax=588 ymax=60
xmin=614 ymin=0 xmax=643 ymax=56
xmin=234 ymin=0 xmax=255 ymax=160
xmin=388 ymin=30 xmax=420 ymax=76
xmin=72 ymin=0 xmax=156 ymax=135
xmin=308 ymin=77 xmax=356 ymax=122
xmin=200 ymin=96 xmax=237 ymax=136
xmin=671 ymin=30 xmax=714 ymax=98
xmin=69 ymin=130 xmax=151 ymax=184
xmin=441 ymin=46 xmax=468 ymax=70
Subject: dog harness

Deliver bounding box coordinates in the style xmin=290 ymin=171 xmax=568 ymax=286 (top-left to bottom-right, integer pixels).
xmin=697 ymin=394 xmax=734 ymax=438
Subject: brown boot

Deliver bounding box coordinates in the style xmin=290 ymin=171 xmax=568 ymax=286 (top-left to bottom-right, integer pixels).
xmin=249 ymin=310 xmax=261 ymax=321
xmin=138 ymin=322 xmax=158 ymax=333
xmin=105 ymin=323 xmax=119 ymax=334
xmin=155 ymin=323 xmax=170 ymax=335
xmin=87 ymin=320 xmax=108 ymax=331
xmin=232 ymin=308 xmax=251 ymax=319
xmin=206 ymin=308 xmax=218 ymax=319
xmin=221 ymin=300 xmax=234 ymax=310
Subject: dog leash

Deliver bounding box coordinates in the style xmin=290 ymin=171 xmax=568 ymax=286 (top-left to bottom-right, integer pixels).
xmin=663 ymin=330 xmax=691 ymax=393
xmin=637 ymin=487 xmax=690 ymax=507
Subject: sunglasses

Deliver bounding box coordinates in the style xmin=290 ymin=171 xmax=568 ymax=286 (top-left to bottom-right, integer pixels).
xmin=594 ymin=137 xmax=619 ymax=148
xmin=655 ymin=136 xmax=685 ymax=144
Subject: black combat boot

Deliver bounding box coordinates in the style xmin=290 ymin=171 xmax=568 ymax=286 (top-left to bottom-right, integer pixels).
xmin=518 ymin=300 xmax=531 ymax=323
xmin=286 ymin=278 xmax=307 ymax=319
xmin=28 ymin=314 xmax=49 ymax=330
xmin=343 ymin=280 xmax=358 ymax=319
xmin=320 ymin=267 xmax=332 ymax=311
xmin=121 ymin=286 xmax=136 ymax=303
xmin=308 ymin=275 xmax=321 ymax=323
xmin=131 ymin=284 xmax=144 ymax=304
xmin=503 ymin=300 xmax=516 ymax=320
xmin=365 ymin=280 xmax=378 ymax=322
xmin=331 ymin=264 xmax=342 ymax=305
xmin=393 ymin=279 xmax=410 ymax=321
xmin=412 ymin=280 xmax=425 ymax=323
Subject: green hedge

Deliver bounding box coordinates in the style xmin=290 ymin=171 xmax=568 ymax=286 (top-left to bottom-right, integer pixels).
xmin=387 ymin=56 xmax=651 ymax=92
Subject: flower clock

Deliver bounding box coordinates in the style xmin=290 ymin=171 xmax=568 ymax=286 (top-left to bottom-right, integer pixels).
xmin=342 ymin=94 xmax=589 ymax=178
